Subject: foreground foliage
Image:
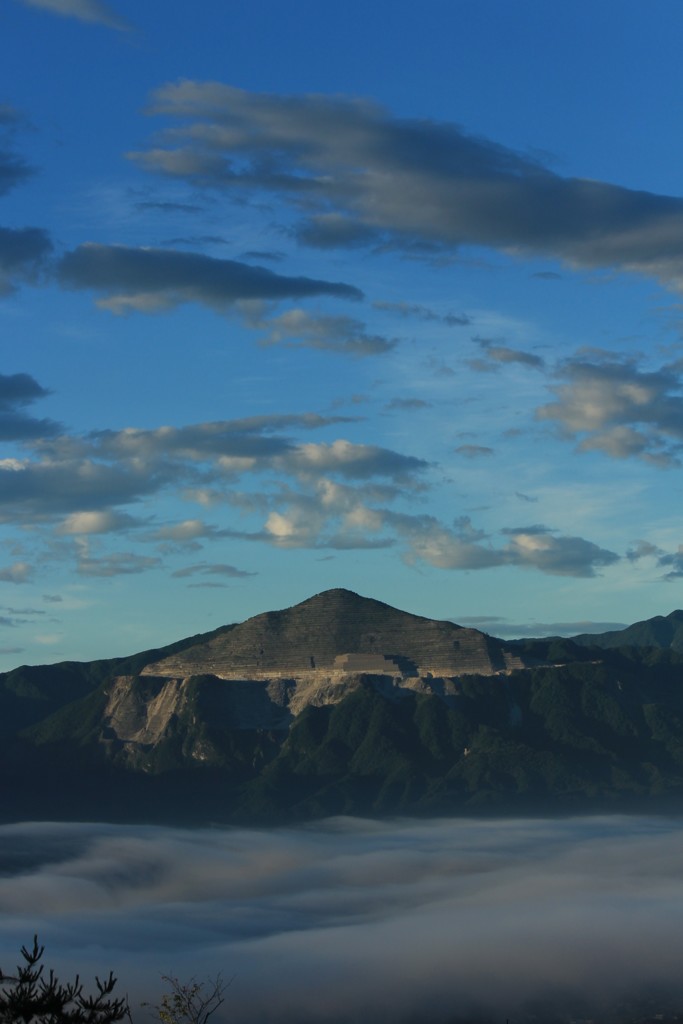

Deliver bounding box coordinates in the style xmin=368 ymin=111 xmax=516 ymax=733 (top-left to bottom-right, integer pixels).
xmin=145 ymin=975 xmax=226 ymax=1024
xmin=0 ymin=937 xmax=129 ymax=1024
xmin=0 ymin=941 xmax=228 ymax=1024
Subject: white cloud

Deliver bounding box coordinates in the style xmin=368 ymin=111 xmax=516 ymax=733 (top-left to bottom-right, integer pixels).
xmin=537 ymin=356 xmax=683 ymax=464
xmin=56 ymin=510 xmax=141 ymax=535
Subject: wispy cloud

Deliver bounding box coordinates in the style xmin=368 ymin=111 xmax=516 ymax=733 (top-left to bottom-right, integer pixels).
xmin=373 ymin=300 xmax=470 ymax=326
xmin=57 ymin=244 xmax=362 ymax=314
xmin=171 ymin=562 xmax=256 ymax=579
xmin=0 ymin=227 xmax=53 ymax=296
xmin=0 ymin=373 xmax=61 ymax=440
xmin=454 ymin=444 xmax=494 ymax=458
xmin=0 ymin=562 xmax=33 ymax=583
xmin=254 ymin=308 xmax=397 ymax=357
xmin=473 ymin=336 xmax=545 ymax=369
xmin=16 ymin=0 xmax=131 ymax=32
xmin=131 ymin=83 xmax=683 ymax=292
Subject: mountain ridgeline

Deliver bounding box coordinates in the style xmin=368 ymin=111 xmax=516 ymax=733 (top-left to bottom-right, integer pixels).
xmin=4 ymin=590 xmax=683 ymax=825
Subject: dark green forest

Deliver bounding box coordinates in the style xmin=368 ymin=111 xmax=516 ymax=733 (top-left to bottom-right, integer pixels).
xmin=5 ymin=610 xmax=683 ymax=824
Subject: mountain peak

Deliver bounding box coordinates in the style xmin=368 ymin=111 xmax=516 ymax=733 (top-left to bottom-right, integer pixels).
xmin=142 ymin=588 xmax=508 ymax=679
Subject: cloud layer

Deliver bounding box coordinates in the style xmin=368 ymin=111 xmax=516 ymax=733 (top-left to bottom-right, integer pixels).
xmin=2 ymin=817 xmax=683 ymax=1024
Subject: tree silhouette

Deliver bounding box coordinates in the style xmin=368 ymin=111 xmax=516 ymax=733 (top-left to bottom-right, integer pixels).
xmin=145 ymin=974 xmax=227 ymax=1024
xmin=0 ymin=936 xmax=129 ymax=1024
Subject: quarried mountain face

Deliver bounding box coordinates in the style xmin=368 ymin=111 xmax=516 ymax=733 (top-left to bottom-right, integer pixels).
xmin=93 ymin=589 xmax=527 ymax=760
xmin=142 ymin=588 xmax=523 ymax=680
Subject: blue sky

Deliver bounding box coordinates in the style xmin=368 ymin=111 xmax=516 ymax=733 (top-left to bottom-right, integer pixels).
xmin=4 ymin=0 xmax=683 ymax=669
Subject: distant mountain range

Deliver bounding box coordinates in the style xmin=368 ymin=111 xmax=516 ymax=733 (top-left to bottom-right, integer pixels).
xmin=4 ymin=589 xmax=683 ymax=825
xmin=571 ymin=609 xmax=683 ymax=651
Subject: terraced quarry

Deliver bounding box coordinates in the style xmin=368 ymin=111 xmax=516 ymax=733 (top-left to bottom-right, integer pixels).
xmin=142 ymin=587 xmax=524 ymax=681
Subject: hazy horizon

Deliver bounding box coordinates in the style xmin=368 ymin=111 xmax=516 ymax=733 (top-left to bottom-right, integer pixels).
xmin=2 ymin=815 xmax=683 ymax=1023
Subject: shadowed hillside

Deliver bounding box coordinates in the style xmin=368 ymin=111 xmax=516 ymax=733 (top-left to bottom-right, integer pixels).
xmin=4 ymin=591 xmax=683 ymax=825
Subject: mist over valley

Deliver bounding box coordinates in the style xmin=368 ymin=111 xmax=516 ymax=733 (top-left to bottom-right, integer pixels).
xmin=3 ymin=815 xmax=683 ymax=1024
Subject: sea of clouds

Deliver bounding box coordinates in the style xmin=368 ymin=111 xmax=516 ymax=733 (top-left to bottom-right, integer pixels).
xmin=2 ymin=815 xmax=683 ymax=1023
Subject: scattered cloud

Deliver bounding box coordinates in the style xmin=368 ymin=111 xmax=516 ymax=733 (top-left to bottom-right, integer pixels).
xmin=256 ymin=308 xmax=397 ymax=356
xmin=503 ymin=526 xmax=620 ymax=577
xmin=657 ymin=546 xmax=683 ymax=580
xmin=16 ymin=0 xmax=131 ymax=31
xmin=0 ymin=151 xmax=33 ymax=197
xmin=171 ymin=562 xmax=256 ymax=579
xmin=373 ymin=300 xmax=470 ymax=326
xmin=0 ymin=605 xmax=48 ymax=628
xmin=627 ymin=540 xmax=664 ymax=562
xmin=151 ymin=519 xmax=218 ymax=542
xmin=186 ymin=582 xmax=228 ymax=589
xmin=0 ymin=113 xmax=34 ymax=197
xmin=76 ymin=551 xmax=162 ymax=577
xmin=56 ymin=244 xmax=362 ymax=314
xmin=0 ymin=454 xmax=174 ymax=520
xmin=537 ymin=355 xmax=683 ymax=465
xmin=0 ymin=561 xmax=33 ymax=583
xmin=275 ymin=439 xmax=428 ymax=481
xmin=473 ymin=336 xmax=545 ymax=370
xmin=454 ymin=444 xmax=494 ymax=458
xmin=0 ymin=226 xmax=53 ymax=295
xmin=131 ymin=83 xmax=683 ymax=291
xmin=56 ymin=509 xmax=143 ymax=534
xmin=0 ymin=105 xmax=22 ymax=126
xmin=390 ymin=512 xmax=619 ymax=577
xmin=0 ymin=367 xmax=622 ymax=583
xmin=0 ymin=411 xmax=414 ymax=532
xmin=0 ymin=372 xmax=61 ymax=440
xmin=384 ymin=398 xmax=432 ymax=411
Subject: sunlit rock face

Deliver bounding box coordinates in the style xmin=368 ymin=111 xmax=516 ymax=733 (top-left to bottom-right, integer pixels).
xmin=96 ymin=590 xmax=530 ymax=770
xmin=141 ymin=587 xmax=523 ymax=680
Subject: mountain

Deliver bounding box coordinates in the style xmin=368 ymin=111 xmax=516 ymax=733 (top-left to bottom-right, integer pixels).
xmin=142 ymin=587 xmax=522 ymax=678
xmin=4 ymin=590 xmax=683 ymax=825
xmin=572 ymin=609 xmax=683 ymax=651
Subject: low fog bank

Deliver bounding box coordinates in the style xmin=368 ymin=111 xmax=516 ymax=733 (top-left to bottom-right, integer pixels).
xmin=2 ymin=816 xmax=683 ymax=1023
